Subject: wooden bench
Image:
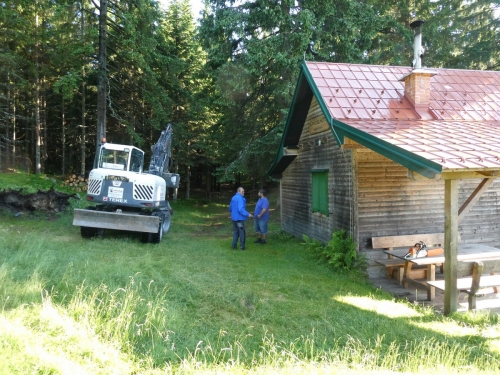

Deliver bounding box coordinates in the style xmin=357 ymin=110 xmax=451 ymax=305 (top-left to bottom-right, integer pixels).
xmin=373 ymin=233 xmax=444 ymax=284
xmin=427 ymin=259 xmax=500 ymax=310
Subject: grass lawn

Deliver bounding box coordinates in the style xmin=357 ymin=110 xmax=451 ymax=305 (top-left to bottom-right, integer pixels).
xmin=1 ymin=172 xmax=500 ymax=374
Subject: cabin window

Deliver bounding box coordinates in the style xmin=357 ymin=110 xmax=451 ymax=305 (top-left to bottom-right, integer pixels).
xmin=311 ymin=170 xmax=329 ymax=216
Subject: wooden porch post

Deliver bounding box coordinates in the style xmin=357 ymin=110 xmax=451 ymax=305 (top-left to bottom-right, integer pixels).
xmin=444 ymin=179 xmax=459 ymax=315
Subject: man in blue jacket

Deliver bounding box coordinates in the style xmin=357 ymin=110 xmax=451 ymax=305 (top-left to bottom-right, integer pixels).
xmin=229 ymin=187 xmax=253 ymax=250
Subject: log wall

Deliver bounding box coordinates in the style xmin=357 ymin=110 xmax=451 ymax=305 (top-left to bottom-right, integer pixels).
xmin=280 ymin=98 xmax=355 ymax=243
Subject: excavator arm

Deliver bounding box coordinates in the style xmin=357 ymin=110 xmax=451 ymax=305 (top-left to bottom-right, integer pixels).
xmin=148 ymin=123 xmax=173 ymax=176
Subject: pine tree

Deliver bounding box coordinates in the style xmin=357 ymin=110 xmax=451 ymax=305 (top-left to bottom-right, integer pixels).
xmin=161 ymin=0 xmax=212 ymax=198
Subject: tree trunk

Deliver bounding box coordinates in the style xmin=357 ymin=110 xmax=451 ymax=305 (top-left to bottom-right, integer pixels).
xmin=81 ymin=1 xmax=87 ymax=175
xmin=6 ymin=74 xmax=11 ymax=169
xmin=96 ymin=0 xmax=107 ymax=152
xmin=185 ymin=140 xmax=191 ymax=199
xmin=205 ymin=165 xmax=211 ymax=194
xmin=259 ymin=174 xmax=265 ymax=189
xmin=41 ymin=13 xmax=48 ymax=172
xmin=81 ymin=77 xmax=86 ymax=175
xmin=173 ymin=162 xmax=179 ymax=201
xmin=62 ymin=97 xmax=66 ymax=176
xmin=12 ymin=86 xmax=16 ymax=169
xmin=34 ymin=4 xmax=41 ymax=174
xmin=185 ymin=164 xmax=190 ymax=199
xmin=2 ymin=73 xmax=10 ymax=171
xmin=280 ymin=0 xmax=291 ymax=81
xmin=42 ymin=78 xmax=48 ymax=170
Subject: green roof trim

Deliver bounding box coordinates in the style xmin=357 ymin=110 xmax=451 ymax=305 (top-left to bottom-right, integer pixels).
xmin=268 ymin=61 xmax=443 ymax=179
xmin=268 ymin=67 xmax=313 ymax=177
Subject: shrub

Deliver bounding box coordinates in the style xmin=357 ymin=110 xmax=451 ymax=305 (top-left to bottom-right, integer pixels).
xmin=275 ymin=230 xmax=295 ymax=242
xmin=302 ymin=234 xmax=324 ymax=260
xmin=303 ymin=230 xmax=367 ymax=274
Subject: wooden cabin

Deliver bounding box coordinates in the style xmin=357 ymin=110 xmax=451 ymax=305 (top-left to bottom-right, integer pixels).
xmin=268 ymin=61 xmax=500 ymax=278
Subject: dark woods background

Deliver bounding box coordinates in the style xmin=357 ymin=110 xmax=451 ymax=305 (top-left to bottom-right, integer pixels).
xmin=0 ymin=0 xmax=498 ymax=196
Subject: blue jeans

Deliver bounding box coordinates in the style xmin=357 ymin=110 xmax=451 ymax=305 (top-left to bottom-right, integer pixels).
xmin=232 ymin=220 xmax=246 ymax=249
xmin=254 ymin=218 xmax=268 ymax=235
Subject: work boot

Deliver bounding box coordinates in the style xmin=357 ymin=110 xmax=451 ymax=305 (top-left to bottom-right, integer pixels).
xmin=260 ymin=240 xmax=266 ymax=245
xmin=254 ymin=238 xmax=262 ymax=243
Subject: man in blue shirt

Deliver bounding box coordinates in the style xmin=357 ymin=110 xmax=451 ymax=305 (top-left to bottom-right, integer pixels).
xmin=229 ymin=187 xmax=253 ymax=250
xmin=253 ymin=189 xmax=270 ymax=244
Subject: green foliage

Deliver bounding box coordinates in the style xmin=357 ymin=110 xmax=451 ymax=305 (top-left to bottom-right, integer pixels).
xmin=450 ymin=309 xmax=499 ymax=327
xmin=0 ymin=171 xmax=71 ymax=194
xmin=302 ymin=234 xmax=325 ymax=261
xmin=304 ymin=230 xmax=368 ymax=274
xmin=275 ymin=229 xmax=295 ymax=242
xmin=325 ymin=230 xmax=360 ymax=272
xmin=1 ymin=0 xmax=498 ymax=184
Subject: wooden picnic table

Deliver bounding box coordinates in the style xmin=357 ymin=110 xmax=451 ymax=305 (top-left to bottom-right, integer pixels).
xmin=384 ymin=244 xmax=500 ymax=301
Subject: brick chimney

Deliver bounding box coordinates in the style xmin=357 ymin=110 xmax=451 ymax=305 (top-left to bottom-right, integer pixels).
xmin=399 ymin=20 xmax=438 ymax=120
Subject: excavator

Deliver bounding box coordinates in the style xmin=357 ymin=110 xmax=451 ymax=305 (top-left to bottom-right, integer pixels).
xmin=72 ymin=124 xmax=180 ymax=243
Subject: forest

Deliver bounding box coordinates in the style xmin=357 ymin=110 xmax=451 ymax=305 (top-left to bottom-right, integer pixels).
xmin=0 ymin=0 xmax=498 ymax=196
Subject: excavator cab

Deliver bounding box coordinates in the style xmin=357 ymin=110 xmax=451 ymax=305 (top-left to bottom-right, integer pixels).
xmin=97 ymin=145 xmax=144 ymax=173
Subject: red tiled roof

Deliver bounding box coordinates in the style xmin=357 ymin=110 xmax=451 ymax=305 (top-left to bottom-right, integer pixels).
xmin=306 ymin=62 xmax=500 ymax=171
xmin=347 ymin=119 xmax=500 ymax=169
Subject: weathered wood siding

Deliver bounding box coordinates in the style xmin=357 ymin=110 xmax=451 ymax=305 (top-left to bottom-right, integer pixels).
xmin=458 ymin=179 xmax=500 ymax=245
xmin=356 ymin=148 xmax=445 ymax=251
xmin=281 ymin=98 xmax=356 ymax=242
xmin=355 ymin=147 xmax=500 ymax=277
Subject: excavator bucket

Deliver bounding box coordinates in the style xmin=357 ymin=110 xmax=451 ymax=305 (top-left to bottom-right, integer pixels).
xmin=73 ymin=208 xmax=160 ymax=233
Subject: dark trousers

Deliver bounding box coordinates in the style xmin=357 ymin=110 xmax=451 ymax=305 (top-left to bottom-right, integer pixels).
xmin=232 ymin=220 xmax=245 ymax=249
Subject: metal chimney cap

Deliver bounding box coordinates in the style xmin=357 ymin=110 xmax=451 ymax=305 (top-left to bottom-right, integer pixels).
xmin=410 ymin=20 xmax=424 ymax=29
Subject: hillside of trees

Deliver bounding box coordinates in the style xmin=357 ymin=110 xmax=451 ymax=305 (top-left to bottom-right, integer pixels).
xmin=0 ymin=0 xmax=498 ymax=197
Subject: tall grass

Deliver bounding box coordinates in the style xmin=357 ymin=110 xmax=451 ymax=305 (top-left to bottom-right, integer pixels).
xmin=1 ymin=173 xmax=500 ymax=373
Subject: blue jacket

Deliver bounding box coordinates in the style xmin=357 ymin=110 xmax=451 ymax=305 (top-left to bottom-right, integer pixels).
xmin=229 ymin=193 xmax=250 ymax=221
